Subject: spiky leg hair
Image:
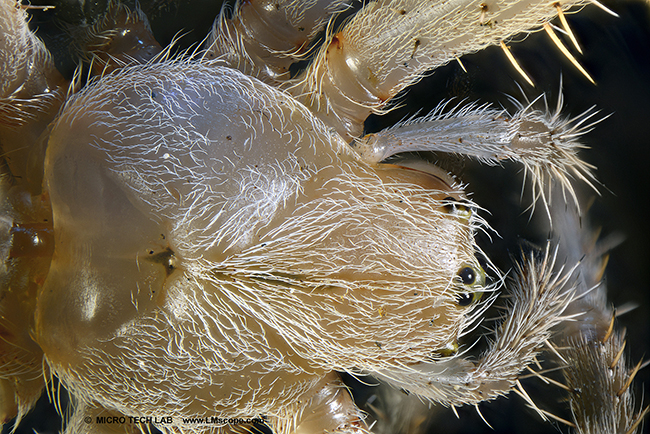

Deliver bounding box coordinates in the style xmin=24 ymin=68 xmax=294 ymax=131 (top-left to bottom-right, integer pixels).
xmin=522 ymin=180 xmax=648 ymax=434
xmin=353 ymin=91 xmax=602 ymax=220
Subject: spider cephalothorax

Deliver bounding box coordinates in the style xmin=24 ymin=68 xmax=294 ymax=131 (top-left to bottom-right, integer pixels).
xmin=0 ymin=1 xmax=646 ymax=434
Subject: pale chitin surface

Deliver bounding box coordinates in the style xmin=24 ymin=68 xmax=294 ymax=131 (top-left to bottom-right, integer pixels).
xmin=0 ymin=1 xmax=644 ymax=434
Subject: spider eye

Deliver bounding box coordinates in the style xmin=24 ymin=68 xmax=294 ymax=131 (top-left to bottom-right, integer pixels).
xmin=455 ymin=265 xmax=485 ymax=306
xmin=442 ymin=196 xmax=474 ymax=218
xmin=458 ymin=266 xmax=476 ymax=285
xmin=456 ymin=292 xmax=474 ymax=306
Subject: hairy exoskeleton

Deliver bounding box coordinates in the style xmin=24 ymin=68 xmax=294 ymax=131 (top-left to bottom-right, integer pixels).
xmin=0 ymin=0 xmax=645 ymax=433
xmin=540 ymin=177 xmax=649 ymax=434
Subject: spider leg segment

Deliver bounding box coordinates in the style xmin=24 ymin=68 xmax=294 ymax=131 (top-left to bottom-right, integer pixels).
xmin=354 ymin=97 xmax=601 ymax=216
xmin=66 ymin=1 xmax=163 ymax=75
xmin=271 ymin=372 xmax=369 ymax=434
xmin=206 ymin=0 xmax=354 ymax=85
xmin=0 ymin=0 xmax=67 ymax=194
xmin=288 ymin=0 xmax=593 ymax=139
xmin=542 ymin=182 xmax=648 ymax=433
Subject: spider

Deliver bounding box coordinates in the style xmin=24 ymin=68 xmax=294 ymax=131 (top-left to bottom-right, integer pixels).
xmin=0 ymin=1 xmax=648 ymax=433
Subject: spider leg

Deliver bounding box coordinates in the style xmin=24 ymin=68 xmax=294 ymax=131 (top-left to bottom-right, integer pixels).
xmin=544 ymin=183 xmax=647 ymax=433
xmin=0 ymin=0 xmax=67 ymax=194
xmin=205 ymin=0 xmax=354 ymax=85
xmin=354 ymin=98 xmax=601 ymax=218
xmin=271 ymin=372 xmax=369 ymax=434
xmin=65 ymin=0 xmax=163 ymax=76
xmin=288 ymin=0 xmax=594 ymax=140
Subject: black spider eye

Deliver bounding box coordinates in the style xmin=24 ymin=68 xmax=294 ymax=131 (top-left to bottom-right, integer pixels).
xmin=456 ymin=292 xmax=473 ymax=306
xmin=458 ymin=267 xmax=476 ymax=285
xmin=456 ymin=266 xmax=483 ymax=306
xmin=443 ymin=196 xmax=474 ymax=217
